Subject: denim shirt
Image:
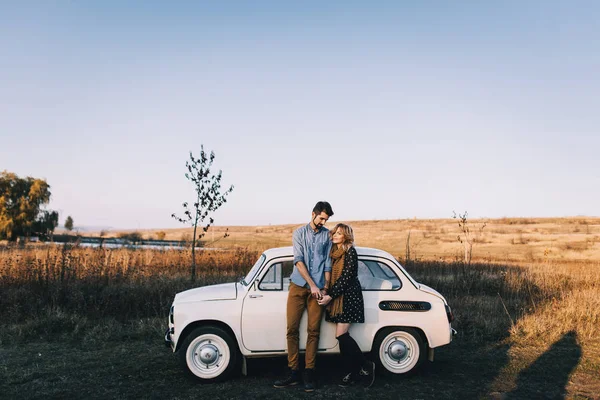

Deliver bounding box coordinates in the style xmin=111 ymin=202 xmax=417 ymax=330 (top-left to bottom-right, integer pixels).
xmin=290 ymin=224 xmax=332 ymax=289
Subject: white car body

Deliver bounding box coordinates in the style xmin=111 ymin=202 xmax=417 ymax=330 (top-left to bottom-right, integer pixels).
xmin=166 ymin=246 xmax=455 ymax=381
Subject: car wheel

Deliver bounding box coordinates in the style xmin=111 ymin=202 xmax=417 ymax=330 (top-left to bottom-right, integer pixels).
xmin=372 ymin=327 xmax=426 ymax=375
xmin=178 ymin=326 xmax=240 ymax=382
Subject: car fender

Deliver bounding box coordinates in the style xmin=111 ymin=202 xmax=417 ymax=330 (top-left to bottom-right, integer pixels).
xmin=171 ymin=299 xmax=244 ymax=352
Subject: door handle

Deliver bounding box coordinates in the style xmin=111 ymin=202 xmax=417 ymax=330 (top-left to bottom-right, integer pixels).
xmin=249 ymin=294 xmax=263 ymax=298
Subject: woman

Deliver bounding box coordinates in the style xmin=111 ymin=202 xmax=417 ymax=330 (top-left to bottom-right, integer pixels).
xmin=318 ymin=223 xmax=375 ymax=388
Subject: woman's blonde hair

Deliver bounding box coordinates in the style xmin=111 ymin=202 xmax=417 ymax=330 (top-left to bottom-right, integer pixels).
xmin=330 ymin=223 xmax=354 ymax=251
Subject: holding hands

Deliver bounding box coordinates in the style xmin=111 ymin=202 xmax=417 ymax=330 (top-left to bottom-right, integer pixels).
xmin=318 ymin=294 xmax=332 ymax=306
xmin=310 ymin=284 xmax=323 ymax=300
xmin=310 ymin=285 xmax=330 ymax=301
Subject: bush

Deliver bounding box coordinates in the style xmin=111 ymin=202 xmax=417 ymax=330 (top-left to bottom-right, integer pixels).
xmin=117 ymin=231 xmax=143 ymax=243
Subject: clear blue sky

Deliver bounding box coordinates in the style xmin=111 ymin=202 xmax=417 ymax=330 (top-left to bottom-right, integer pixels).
xmin=1 ymin=1 xmax=598 ymax=229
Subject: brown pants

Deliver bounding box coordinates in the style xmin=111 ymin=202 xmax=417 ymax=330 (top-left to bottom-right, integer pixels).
xmin=286 ymin=282 xmax=324 ymax=370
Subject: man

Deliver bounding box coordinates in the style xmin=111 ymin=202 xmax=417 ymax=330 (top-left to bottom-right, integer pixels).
xmin=273 ymin=201 xmax=334 ymax=392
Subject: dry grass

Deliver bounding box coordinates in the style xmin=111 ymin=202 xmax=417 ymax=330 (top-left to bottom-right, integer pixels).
xmin=508 ymin=260 xmax=600 ymax=342
xmin=99 ymin=216 xmax=600 ymax=264
xmin=0 ymin=245 xmax=259 ymax=336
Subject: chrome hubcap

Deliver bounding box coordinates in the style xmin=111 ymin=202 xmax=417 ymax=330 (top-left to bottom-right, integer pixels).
xmin=388 ymin=339 xmax=408 ymax=362
xmin=198 ymin=342 xmax=219 ymax=365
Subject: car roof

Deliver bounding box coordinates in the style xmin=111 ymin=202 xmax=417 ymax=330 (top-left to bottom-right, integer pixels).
xmin=263 ymin=246 xmax=396 ymax=260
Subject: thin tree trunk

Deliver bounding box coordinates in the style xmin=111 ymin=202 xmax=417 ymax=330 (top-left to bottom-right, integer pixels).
xmin=191 ymin=220 xmax=197 ymax=282
xmin=465 ymin=242 xmax=472 ymax=265
xmin=191 ymin=196 xmax=199 ymax=282
xmin=405 ymin=230 xmax=411 ymax=265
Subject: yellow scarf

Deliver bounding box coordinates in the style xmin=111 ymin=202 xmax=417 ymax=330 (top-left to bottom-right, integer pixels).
xmin=328 ymin=244 xmax=345 ymax=317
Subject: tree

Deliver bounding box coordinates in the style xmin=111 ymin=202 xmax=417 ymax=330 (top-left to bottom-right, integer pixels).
xmin=32 ymin=210 xmax=59 ymax=240
xmin=64 ymin=216 xmax=74 ymax=232
xmin=98 ymin=229 xmax=108 ymax=248
xmin=0 ymin=171 xmax=58 ymax=240
xmin=453 ymin=211 xmax=487 ymax=264
xmin=127 ymin=231 xmax=142 ymax=243
xmin=172 ymin=146 xmax=234 ymax=282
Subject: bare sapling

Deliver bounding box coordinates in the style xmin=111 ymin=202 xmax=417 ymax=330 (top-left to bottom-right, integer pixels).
xmin=453 ymin=211 xmax=487 ymax=264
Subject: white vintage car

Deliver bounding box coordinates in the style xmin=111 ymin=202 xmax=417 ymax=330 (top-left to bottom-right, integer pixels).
xmin=165 ymin=246 xmax=456 ymax=382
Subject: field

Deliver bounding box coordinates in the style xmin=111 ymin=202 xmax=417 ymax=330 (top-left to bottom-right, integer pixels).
xmin=1 ymin=217 xmax=600 ymax=399
xmin=108 ymin=216 xmax=600 ymax=264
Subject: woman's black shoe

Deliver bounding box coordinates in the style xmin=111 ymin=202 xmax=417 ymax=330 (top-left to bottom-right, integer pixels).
xmin=338 ymin=372 xmax=355 ymax=388
xmin=359 ymin=361 xmax=376 ymax=388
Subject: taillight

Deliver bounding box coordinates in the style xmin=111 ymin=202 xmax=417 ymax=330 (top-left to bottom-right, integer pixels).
xmin=445 ymin=304 xmax=454 ymax=323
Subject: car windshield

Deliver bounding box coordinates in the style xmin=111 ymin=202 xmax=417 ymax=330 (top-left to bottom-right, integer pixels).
xmin=242 ymin=254 xmax=266 ymax=286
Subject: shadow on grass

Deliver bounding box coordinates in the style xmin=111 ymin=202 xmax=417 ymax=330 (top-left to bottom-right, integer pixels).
xmin=403 ymin=260 xmax=564 ymax=398
xmin=507 ymin=330 xmax=581 ymax=400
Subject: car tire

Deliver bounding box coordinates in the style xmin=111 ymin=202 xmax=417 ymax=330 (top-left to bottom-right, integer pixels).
xmin=372 ymin=327 xmax=426 ymax=375
xmin=178 ymin=325 xmax=240 ymax=382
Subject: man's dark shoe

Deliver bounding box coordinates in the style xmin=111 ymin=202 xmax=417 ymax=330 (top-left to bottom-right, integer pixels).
xmin=358 ymin=360 xmax=376 ymax=388
xmin=303 ymin=368 xmax=316 ymax=392
xmin=273 ymin=369 xmax=301 ymax=388
xmin=338 ymin=372 xmax=355 ymax=388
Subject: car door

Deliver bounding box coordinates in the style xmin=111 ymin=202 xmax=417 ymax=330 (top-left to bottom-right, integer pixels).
xmin=240 ymin=257 xmax=337 ymax=352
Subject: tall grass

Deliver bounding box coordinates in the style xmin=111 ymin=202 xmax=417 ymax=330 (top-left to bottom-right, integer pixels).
xmin=0 ymin=245 xmax=258 ymax=326
xmin=1 ymin=244 xmax=598 ymax=348
xmin=405 ymin=259 xmax=600 ymax=344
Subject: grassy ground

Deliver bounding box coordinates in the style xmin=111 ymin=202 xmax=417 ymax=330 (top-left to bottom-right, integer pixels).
xmin=3 ymin=333 xmax=593 ymax=400
xmin=2 ymin=218 xmax=600 ymax=399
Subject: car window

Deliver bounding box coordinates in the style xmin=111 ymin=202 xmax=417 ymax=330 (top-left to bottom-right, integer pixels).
xmin=258 ymin=260 xmax=294 ymax=291
xmin=243 ymin=254 xmax=266 ymax=285
xmin=358 ymin=259 xmax=401 ymax=291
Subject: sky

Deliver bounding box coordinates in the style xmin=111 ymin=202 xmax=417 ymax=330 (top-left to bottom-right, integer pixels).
xmin=1 ymin=1 xmax=599 ymax=229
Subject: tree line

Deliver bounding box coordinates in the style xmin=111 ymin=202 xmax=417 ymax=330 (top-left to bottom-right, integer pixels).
xmin=0 ymin=171 xmax=76 ymax=241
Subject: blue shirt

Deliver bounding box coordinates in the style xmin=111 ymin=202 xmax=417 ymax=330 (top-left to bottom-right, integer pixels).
xmin=290 ymin=224 xmax=332 ymax=288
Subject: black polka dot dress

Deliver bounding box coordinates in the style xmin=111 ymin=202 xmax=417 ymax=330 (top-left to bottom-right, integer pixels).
xmin=326 ymin=246 xmax=365 ymax=323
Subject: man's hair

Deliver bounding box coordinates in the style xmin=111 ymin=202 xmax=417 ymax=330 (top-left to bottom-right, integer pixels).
xmin=313 ymin=201 xmax=334 ymax=217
